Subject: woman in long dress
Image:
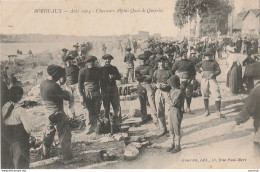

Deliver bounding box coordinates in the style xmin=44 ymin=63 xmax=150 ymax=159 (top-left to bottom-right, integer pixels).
xmin=226 ymin=47 xmax=245 ymax=94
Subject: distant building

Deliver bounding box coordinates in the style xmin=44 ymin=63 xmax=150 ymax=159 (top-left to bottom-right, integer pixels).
xmin=153 ymin=33 xmax=161 ymax=39
xmin=232 ymin=11 xmax=248 ymax=33
xmin=241 ymin=9 xmax=260 ymax=38
xmin=138 ymin=31 xmax=149 ymax=39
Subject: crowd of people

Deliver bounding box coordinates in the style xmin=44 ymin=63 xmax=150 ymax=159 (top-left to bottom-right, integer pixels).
xmin=1 ymin=35 xmax=260 ymax=169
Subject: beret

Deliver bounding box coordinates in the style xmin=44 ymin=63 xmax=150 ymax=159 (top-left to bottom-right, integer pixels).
xmin=84 ymin=55 xmax=97 ymax=63
xmin=203 ymin=48 xmax=214 ymax=56
xmin=47 ymin=64 xmax=64 ymax=77
xmin=137 ymin=54 xmax=146 ymax=60
xmin=167 ymin=75 xmax=180 ymax=88
xmin=155 ymin=55 xmax=167 ymax=62
xmin=102 ymin=54 xmax=114 ymax=60
xmin=62 ymin=48 xmax=68 ymax=52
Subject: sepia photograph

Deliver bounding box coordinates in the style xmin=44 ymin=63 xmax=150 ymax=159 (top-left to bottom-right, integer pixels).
xmin=0 ymin=0 xmax=260 ymax=170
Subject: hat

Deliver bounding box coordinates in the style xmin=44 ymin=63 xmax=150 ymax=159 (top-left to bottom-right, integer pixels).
xmin=137 ymin=54 xmax=146 ymax=60
xmin=62 ymin=48 xmax=68 ymax=52
xmin=167 ymin=75 xmax=180 ymax=88
xmin=155 ymin=47 xmax=163 ymax=55
xmin=47 ymin=65 xmax=64 ymax=77
xmin=102 ymin=54 xmax=114 ymax=60
xmin=125 ymin=47 xmax=132 ymax=52
xmin=84 ymin=55 xmax=97 ymax=63
xmin=203 ymin=48 xmax=214 ymax=56
xmin=155 ymin=55 xmax=167 ymax=62
xmin=144 ymin=51 xmax=153 ymax=58
xmin=190 ymin=49 xmax=196 ymax=54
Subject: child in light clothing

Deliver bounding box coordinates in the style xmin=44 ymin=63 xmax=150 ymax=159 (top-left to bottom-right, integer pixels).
xmin=2 ymin=86 xmax=32 ymax=169
xmin=166 ymin=75 xmax=185 ymax=153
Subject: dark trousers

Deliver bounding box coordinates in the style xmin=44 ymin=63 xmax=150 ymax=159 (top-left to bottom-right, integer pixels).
xmin=137 ymin=83 xmax=157 ymax=121
xmin=102 ymin=86 xmax=122 ymax=124
xmin=83 ymin=90 xmax=102 ymax=126
xmin=43 ymin=112 xmax=72 ymax=160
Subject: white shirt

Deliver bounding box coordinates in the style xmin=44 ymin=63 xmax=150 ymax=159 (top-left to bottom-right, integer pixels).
xmin=2 ymin=101 xmax=33 ymax=134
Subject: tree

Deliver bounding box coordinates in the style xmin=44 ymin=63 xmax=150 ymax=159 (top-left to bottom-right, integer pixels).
xmin=173 ymin=0 xmax=232 ymax=36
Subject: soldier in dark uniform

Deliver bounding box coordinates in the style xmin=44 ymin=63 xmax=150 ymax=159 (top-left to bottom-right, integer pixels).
xmin=100 ymin=54 xmax=122 ymax=133
xmin=152 ymin=56 xmax=173 ymax=136
xmin=196 ymin=48 xmax=224 ymax=118
xmin=172 ymin=49 xmax=196 ymax=113
xmin=124 ymin=47 xmax=136 ymax=82
xmin=135 ymin=54 xmax=157 ymax=124
xmin=78 ymin=56 xmax=102 ymax=134
xmin=61 ymin=48 xmax=69 ymax=66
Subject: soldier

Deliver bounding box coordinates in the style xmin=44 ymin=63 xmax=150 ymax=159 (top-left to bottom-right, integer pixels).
xmin=196 ymin=48 xmax=224 ymax=118
xmin=100 ymin=54 xmax=122 ymax=134
xmin=102 ymin=44 xmax=107 ymax=55
xmin=78 ymin=56 xmax=102 ymax=134
xmin=40 ymin=65 xmax=72 ymax=161
xmin=64 ymin=56 xmax=80 ymax=117
xmin=152 ymin=55 xmax=173 ymax=136
xmin=61 ymin=48 xmax=69 ymax=66
xmin=172 ymin=49 xmax=196 ymax=113
xmin=28 ymin=49 xmax=33 ymax=58
xmin=124 ymin=47 xmax=136 ymax=82
xmin=135 ymin=54 xmax=157 ymax=124
xmin=189 ymin=49 xmax=199 ymax=65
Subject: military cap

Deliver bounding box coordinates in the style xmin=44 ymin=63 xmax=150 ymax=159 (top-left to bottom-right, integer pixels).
xmin=167 ymin=75 xmax=180 ymax=88
xmin=144 ymin=51 xmax=153 ymax=58
xmin=203 ymin=48 xmax=214 ymax=56
xmin=155 ymin=55 xmax=167 ymax=62
xmin=137 ymin=54 xmax=146 ymax=60
xmin=102 ymin=54 xmax=114 ymax=60
xmin=84 ymin=55 xmax=97 ymax=63
xmin=125 ymin=47 xmax=132 ymax=52
xmin=62 ymin=48 xmax=68 ymax=52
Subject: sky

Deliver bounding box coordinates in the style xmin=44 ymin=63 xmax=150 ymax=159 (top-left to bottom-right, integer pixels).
xmin=0 ymin=0 xmax=179 ymax=37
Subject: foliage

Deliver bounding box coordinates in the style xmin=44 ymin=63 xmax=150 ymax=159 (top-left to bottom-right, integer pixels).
xmin=173 ymin=0 xmax=232 ymax=35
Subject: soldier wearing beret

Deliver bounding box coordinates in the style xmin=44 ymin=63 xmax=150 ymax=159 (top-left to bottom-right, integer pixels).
xmin=100 ymin=54 xmax=122 ymax=133
xmin=196 ymin=48 xmax=224 ymax=118
xmin=124 ymin=47 xmax=136 ymax=82
xmin=152 ymin=56 xmax=173 ymax=136
xmin=135 ymin=54 xmax=158 ymax=124
xmin=172 ymin=49 xmax=196 ymax=114
xmin=78 ymin=55 xmax=102 ymax=134
xmin=40 ymin=65 xmax=72 ymax=161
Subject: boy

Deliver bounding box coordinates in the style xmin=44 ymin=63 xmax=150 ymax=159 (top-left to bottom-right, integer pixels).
xmin=166 ymin=75 xmax=185 ymax=153
xmin=2 ymin=86 xmax=32 ymax=168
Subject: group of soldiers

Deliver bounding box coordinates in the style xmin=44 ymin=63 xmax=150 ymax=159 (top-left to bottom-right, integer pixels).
xmin=47 ymin=36 xmax=225 ymax=156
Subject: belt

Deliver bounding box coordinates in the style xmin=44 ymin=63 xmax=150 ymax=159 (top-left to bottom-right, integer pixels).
xmin=84 ymin=82 xmax=99 ymax=92
xmin=202 ymin=71 xmax=215 ymax=79
xmin=178 ymin=71 xmax=191 ymax=79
